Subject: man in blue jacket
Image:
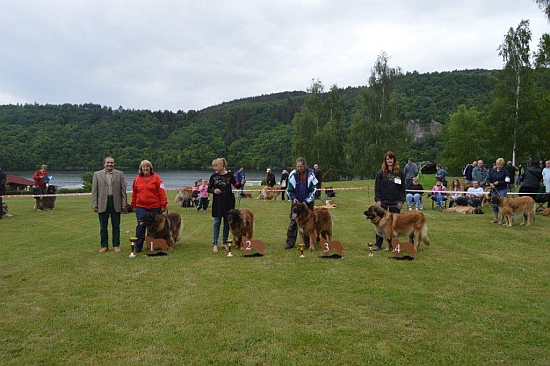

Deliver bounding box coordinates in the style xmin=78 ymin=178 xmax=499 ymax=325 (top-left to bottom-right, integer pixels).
xmin=284 ymin=157 xmax=318 ymax=249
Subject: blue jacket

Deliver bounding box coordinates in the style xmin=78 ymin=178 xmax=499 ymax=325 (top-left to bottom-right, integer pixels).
xmin=287 ymin=167 xmax=318 ymax=204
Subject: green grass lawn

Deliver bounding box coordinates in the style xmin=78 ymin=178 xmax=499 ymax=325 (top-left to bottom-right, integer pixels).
xmin=1 ymin=181 xmax=549 ymax=365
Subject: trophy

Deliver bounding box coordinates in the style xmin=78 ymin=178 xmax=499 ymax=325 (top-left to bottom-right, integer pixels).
xmin=298 ymin=243 xmax=305 ymax=258
xmin=368 ymin=242 xmax=374 ymax=257
xmin=129 ymin=236 xmax=138 ymax=258
xmin=226 ymin=240 xmax=233 ymax=257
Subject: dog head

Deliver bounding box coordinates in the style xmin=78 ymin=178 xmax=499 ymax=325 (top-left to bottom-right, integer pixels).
xmin=290 ymin=201 xmax=309 ymax=220
xmin=473 ymin=207 xmax=484 ymax=214
xmin=363 ymin=205 xmax=386 ymax=223
xmin=140 ymin=212 xmax=161 ymax=229
xmin=47 ymin=185 xmax=57 ymax=194
xmin=489 ymin=195 xmax=501 ymax=205
xmin=227 ymin=209 xmax=242 ymax=226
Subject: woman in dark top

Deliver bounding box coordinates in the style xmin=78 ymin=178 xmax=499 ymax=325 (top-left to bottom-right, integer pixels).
xmin=373 ymin=151 xmax=406 ymax=251
xmin=208 ymin=157 xmax=243 ymax=253
xmin=519 ymin=160 xmax=542 ymax=198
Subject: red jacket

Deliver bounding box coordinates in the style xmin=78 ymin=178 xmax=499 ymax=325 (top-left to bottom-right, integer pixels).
xmin=131 ymin=173 xmax=168 ymax=210
xmin=33 ymin=169 xmax=49 ymax=187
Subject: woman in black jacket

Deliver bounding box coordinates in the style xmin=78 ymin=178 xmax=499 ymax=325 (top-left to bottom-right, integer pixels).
xmin=519 ymin=160 xmax=542 ymax=198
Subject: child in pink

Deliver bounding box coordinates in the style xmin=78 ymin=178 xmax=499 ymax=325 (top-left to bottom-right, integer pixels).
xmin=195 ymin=179 xmax=209 ymax=212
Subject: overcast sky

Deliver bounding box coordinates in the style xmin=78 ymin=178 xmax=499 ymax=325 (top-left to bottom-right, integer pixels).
xmin=0 ymin=0 xmax=547 ymax=112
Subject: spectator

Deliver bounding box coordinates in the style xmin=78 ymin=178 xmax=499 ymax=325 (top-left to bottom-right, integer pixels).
xmin=313 ymin=163 xmax=323 ymax=199
xmin=0 ymin=165 xmax=6 ymax=220
xmin=487 ymin=158 xmax=510 ymax=223
xmin=504 ymin=161 xmax=518 ymax=192
xmin=403 ymin=157 xmax=419 ymax=187
xmin=91 ymin=157 xmax=127 ymax=253
xmin=463 ymin=160 xmax=476 ymax=184
xmin=431 ymin=178 xmax=447 ymax=210
xmin=472 ymin=160 xmax=488 ymax=188
xmin=195 ymin=179 xmax=209 ymax=213
xmin=543 ymin=160 xmax=550 ymax=208
xmin=465 ymin=180 xmax=484 ymax=207
xmin=33 ymin=164 xmax=50 ymax=211
xmin=130 ymin=160 xmax=168 ymax=253
xmin=285 ymin=157 xmax=318 ymax=249
xmin=280 ymin=169 xmax=289 ymax=201
xmin=235 ymin=167 xmax=246 ymax=198
xmin=516 ymin=163 xmax=524 ymax=187
xmin=208 ymin=158 xmax=243 ymax=253
xmin=372 ymin=151 xmax=406 ymax=251
xmin=405 ymin=176 xmax=423 ymax=210
xmin=435 ymin=164 xmax=447 ymax=187
xmin=266 ymin=168 xmax=276 ymax=188
xmin=448 ymin=179 xmax=463 ymax=208
xmin=519 ymin=159 xmax=542 ymax=198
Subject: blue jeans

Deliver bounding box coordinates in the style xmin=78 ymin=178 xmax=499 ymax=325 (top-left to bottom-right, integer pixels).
xmin=375 ymin=204 xmax=400 ymax=249
xmin=431 ymin=193 xmax=446 ymax=207
xmin=492 ymin=189 xmax=507 ymax=213
xmin=134 ymin=206 xmax=162 ymax=252
xmin=406 ymin=193 xmax=421 ymax=209
xmin=212 ymin=216 xmax=229 ymax=247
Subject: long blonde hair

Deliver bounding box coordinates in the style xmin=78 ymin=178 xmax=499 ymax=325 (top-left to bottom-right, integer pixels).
xmin=138 ymin=160 xmax=154 ymax=176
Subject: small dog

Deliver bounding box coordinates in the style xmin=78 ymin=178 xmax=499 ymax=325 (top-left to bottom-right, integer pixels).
xmin=227 ymin=208 xmax=254 ymax=250
xmin=174 ymin=186 xmax=194 ymax=203
xmin=140 ymin=211 xmax=183 ymax=248
xmin=540 ymin=207 xmax=550 ymax=216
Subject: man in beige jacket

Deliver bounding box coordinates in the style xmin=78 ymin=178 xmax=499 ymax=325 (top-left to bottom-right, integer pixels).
xmin=92 ymin=157 xmax=127 ymax=253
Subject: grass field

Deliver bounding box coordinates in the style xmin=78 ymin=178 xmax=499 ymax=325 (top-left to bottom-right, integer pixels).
xmin=1 ymin=181 xmax=549 ymax=365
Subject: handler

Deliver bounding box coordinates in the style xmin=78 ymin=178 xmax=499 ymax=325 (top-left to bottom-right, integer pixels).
xmin=372 ymin=151 xmax=406 ymax=251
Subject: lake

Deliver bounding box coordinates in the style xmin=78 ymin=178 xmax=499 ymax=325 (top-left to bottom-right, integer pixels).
xmin=11 ymin=169 xmax=269 ymax=190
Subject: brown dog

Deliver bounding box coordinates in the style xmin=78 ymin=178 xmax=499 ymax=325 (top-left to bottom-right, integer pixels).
xmin=291 ymin=201 xmax=333 ymax=251
xmin=174 ymin=186 xmax=194 ymax=203
xmin=227 ymin=208 xmax=254 ymax=250
xmin=445 ymin=205 xmax=484 ymax=214
xmin=489 ymin=195 xmax=536 ymax=226
xmin=140 ymin=211 xmax=183 ymax=248
xmin=363 ymin=205 xmax=430 ymax=251
xmin=258 ymin=187 xmax=281 ymax=201
xmin=540 ymin=207 xmax=550 ymax=216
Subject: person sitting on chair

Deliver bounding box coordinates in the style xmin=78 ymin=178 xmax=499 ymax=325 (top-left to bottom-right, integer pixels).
xmin=448 ymin=179 xmax=463 ymax=208
xmin=465 ymin=180 xmax=484 ymax=207
xmin=430 ymin=178 xmax=446 ymax=210
xmin=406 ymin=177 xmax=424 ymax=210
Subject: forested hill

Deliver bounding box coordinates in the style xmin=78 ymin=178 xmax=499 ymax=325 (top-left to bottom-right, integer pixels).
xmin=0 ymin=69 xmax=497 ymax=171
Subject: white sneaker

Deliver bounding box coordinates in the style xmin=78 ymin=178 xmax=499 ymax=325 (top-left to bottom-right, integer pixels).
xmin=408 ymin=208 xmax=412 ymax=211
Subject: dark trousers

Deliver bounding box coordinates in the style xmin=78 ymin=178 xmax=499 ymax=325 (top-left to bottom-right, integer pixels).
xmin=375 ymin=204 xmax=401 ymax=249
xmin=134 ymin=206 xmax=162 ymax=252
xmin=281 ymin=188 xmax=287 ymax=201
xmin=285 ymin=201 xmax=315 ymax=247
xmin=0 ymin=196 xmax=3 ymax=219
xmin=98 ymin=196 xmax=121 ymax=248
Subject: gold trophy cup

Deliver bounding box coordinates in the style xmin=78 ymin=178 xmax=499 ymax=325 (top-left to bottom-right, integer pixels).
xmin=226 ymin=240 xmax=233 ymax=257
xmin=129 ymin=237 xmax=138 ymax=258
xmin=298 ymin=243 xmax=305 ymax=258
xmin=368 ymin=242 xmax=374 ymax=257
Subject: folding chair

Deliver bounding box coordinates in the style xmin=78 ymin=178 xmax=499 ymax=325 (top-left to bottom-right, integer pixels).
xmin=534 ymin=186 xmax=547 ymax=211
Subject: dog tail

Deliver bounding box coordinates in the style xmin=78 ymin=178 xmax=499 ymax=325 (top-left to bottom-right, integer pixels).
xmin=421 ymin=224 xmax=430 ymax=246
xmin=174 ymin=191 xmax=183 ymax=203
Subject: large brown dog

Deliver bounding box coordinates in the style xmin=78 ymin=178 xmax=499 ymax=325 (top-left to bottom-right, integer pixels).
xmin=489 ymin=195 xmax=535 ymax=226
xmin=140 ymin=211 xmax=183 ymax=248
xmin=291 ymin=201 xmax=333 ymax=251
xmin=363 ymin=205 xmax=430 ymax=251
xmin=174 ymin=186 xmax=194 ymax=203
xmin=445 ymin=205 xmax=484 ymax=215
xmin=227 ymin=208 xmax=254 ymax=250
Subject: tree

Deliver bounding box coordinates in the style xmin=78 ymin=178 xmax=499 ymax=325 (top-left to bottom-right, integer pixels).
xmin=347 ymin=52 xmax=409 ymax=179
xmin=441 ymin=106 xmax=487 ymax=173
xmin=488 ymin=20 xmax=538 ymax=165
xmin=535 ymin=0 xmax=550 ymax=21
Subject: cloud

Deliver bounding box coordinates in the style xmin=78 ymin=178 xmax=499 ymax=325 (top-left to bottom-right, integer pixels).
xmin=0 ymin=0 xmax=547 ymax=111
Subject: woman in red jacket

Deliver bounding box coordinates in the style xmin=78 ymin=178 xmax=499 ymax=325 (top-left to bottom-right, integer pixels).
xmin=131 ymin=160 xmax=168 ymax=253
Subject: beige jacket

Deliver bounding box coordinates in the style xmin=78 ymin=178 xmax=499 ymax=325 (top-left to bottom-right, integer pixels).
xmin=91 ymin=169 xmax=127 ymax=213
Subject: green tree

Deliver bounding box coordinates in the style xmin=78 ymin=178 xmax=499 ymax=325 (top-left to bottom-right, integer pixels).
xmin=292 ymin=79 xmax=324 ymax=165
xmin=487 ymin=20 xmax=538 ymax=164
xmin=535 ymin=0 xmax=550 ymax=21
xmin=441 ymin=106 xmax=487 ymax=173
xmin=347 ymin=52 xmax=409 ymax=179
